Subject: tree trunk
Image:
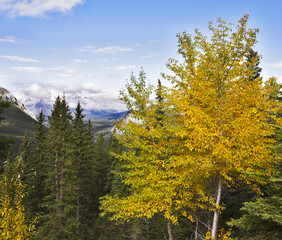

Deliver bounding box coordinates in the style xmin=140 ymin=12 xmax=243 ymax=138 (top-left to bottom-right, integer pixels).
xmin=167 ymin=218 xmax=173 ymax=240
xmin=195 ymin=216 xmax=199 ymax=240
xmin=195 ymin=218 xmax=199 ymax=240
xmin=211 ymin=175 xmax=222 ymax=240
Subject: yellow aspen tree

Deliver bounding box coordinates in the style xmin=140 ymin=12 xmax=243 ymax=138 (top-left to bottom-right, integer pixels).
xmin=101 ymin=15 xmax=276 ymax=240
xmin=0 ymin=156 xmax=36 ymax=240
xmin=0 ymin=176 xmax=35 ymax=239
xmin=100 ymin=71 xmax=209 ymax=240
xmin=163 ymin=15 xmax=276 ymax=239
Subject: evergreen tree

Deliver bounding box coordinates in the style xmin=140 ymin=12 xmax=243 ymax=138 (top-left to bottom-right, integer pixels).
xmin=72 ymin=103 xmax=96 ymax=239
xmin=247 ymin=49 xmax=262 ymax=81
xmin=229 ymin=82 xmax=282 ymax=240
xmin=95 ymin=133 xmax=111 ymax=199
xmin=155 ymin=79 xmax=164 ymax=126
xmin=18 ymin=131 xmax=31 ymax=180
xmin=0 ymin=97 xmax=13 ymax=170
xmin=38 ymin=96 xmax=78 ymax=239
xmin=106 ymin=134 xmax=125 ymax=196
xmin=25 ymin=111 xmax=48 ymax=220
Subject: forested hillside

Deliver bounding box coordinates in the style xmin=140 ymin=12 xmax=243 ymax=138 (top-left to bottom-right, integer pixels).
xmin=0 ymin=15 xmax=281 ymax=240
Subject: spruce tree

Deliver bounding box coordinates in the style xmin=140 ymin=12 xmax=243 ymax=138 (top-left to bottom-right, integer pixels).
xmin=24 ymin=111 xmax=48 ymax=220
xmin=229 ymin=82 xmax=282 ymax=239
xmin=247 ymin=49 xmax=262 ymax=81
xmin=38 ymin=96 xmax=78 ymax=239
xmin=0 ymin=97 xmax=13 ymax=170
xmin=94 ymin=134 xmax=111 ymax=199
xmin=18 ymin=131 xmax=31 ymax=179
xmin=72 ymin=103 xmax=96 ymax=239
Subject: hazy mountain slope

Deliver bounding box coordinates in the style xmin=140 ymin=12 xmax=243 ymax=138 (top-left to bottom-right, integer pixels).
xmin=0 ymin=87 xmax=37 ymax=121
xmin=0 ymin=87 xmax=38 ymax=151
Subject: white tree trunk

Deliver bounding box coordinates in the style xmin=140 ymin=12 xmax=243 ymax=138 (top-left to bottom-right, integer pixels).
xmin=211 ymin=175 xmax=222 ymax=240
xmin=167 ymin=218 xmax=173 ymax=240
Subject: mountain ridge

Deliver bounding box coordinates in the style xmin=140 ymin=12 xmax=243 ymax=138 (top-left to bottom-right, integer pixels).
xmin=0 ymin=87 xmax=37 ymax=121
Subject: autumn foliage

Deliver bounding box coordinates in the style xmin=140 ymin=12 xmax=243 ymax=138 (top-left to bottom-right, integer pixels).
xmin=100 ymin=15 xmax=278 ymax=239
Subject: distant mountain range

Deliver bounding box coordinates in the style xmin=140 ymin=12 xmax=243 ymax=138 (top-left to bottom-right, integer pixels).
xmin=1 ymin=86 xmax=128 ymax=122
xmin=0 ymin=87 xmax=39 ymax=150
xmin=0 ymin=86 xmax=128 ymax=145
xmin=84 ymin=109 xmax=128 ymax=121
xmin=0 ymin=87 xmax=37 ymax=121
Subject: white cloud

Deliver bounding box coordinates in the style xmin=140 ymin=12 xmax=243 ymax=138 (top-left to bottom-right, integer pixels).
xmin=81 ymin=82 xmax=101 ymax=93
xmin=0 ymin=0 xmax=85 ymax=17
xmin=103 ymin=65 xmax=137 ymax=71
xmin=115 ymin=65 xmax=137 ymax=71
xmin=140 ymin=54 xmax=154 ymax=59
xmin=149 ymin=39 xmax=161 ymax=44
xmin=73 ymin=58 xmax=87 ymax=63
xmin=18 ymin=83 xmax=126 ymax=113
xmin=52 ymin=66 xmax=90 ymax=78
xmin=272 ymin=61 xmax=282 ymax=68
xmin=79 ymin=46 xmax=133 ymax=54
xmin=12 ymin=66 xmax=42 ymax=73
xmin=57 ymin=67 xmax=79 ymax=77
xmin=0 ymin=36 xmax=17 ymax=43
xmin=0 ymin=55 xmax=39 ymax=62
xmin=23 ymin=84 xmax=50 ymax=99
xmin=107 ymin=71 xmax=123 ymax=78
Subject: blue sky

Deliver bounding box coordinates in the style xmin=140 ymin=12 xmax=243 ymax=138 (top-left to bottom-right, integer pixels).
xmin=0 ymin=0 xmax=282 ymax=112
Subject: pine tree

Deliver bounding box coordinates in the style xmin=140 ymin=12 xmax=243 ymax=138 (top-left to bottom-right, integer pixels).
xmin=155 ymin=79 xmax=164 ymax=126
xmin=229 ymin=80 xmax=282 ymax=240
xmin=247 ymin=49 xmax=262 ymax=81
xmin=0 ymin=97 xmax=13 ymax=170
xmin=95 ymin=133 xmax=111 ymax=200
xmin=24 ymin=111 xmax=48 ymax=220
xmin=38 ymin=96 xmax=78 ymax=239
xmin=18 ymin=131 xmax=31 ymax=180
xmin=72 ymin=102 xmax=96 ymax=239
xmin=106 ymin=134 xmax=125 ymax=196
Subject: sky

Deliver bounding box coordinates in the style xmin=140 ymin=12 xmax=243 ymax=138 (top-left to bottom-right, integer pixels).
xmin=0 ymin=0 xmax=282 ymax=113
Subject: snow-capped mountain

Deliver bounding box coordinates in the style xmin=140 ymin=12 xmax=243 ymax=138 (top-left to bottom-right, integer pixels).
xmin=25 ymin=99 xmax=128 ymax=121
xmin=0 ymin=87 xmax=37 ymax=121
xmin=25 ymin=100 xmax=53 ymax=117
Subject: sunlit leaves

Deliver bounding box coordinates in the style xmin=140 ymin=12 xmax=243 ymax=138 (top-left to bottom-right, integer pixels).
xmin=100 ymin=15 xmax=278 ymax=238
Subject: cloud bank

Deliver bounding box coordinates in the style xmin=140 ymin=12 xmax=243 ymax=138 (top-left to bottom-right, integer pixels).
xmin=0 ymin=36 xmax=17 ymax=43
xmin=0 ymin=55 xmax=39 ymax=62
xmin=79 ymin=46 xmax=133 ymax=54
xmin=0 ymin=0 xmax=85 ymax=17
xmin=272 ymin=61 xmax=282 ymax=68
xmin=16 ymin=82 xmax=126 ymax=116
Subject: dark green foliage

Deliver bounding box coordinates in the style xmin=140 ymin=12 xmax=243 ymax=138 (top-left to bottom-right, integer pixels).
xmin=72 ymin=103 xmax=97 ymax=239
xmin=228 ymin=86 xmax=282 ymax=239
xmin=19 ymin=131 xmax=31 ymax=177
xmin=228 ymin=160 xmax=282 ymax=239
xmin=0 ymin=136 xmax=14 ymax=173
xmin=37 ymin=96 xmax=79 ymax=240
xmin=0 ymin=97 xmax=10 ymax=122
xmin=0 ymin=104 xmax=37 ymax=151
xmin=155 ymin=79 xmax=164 ymax=126
xmin=246 ymin=49 xmax=262 ymax=81
xmin=94 ymin=134 xmax=111 ymax=199
xmin=105 ymin=134 xmax=126 ymax=196
xmin=24 ymin=111 xmax=48 ymax=220
xmin=0 ymin=97 xmax=13 ymax=168
xmin=8 ymin=92 xmax=281 ymax=239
